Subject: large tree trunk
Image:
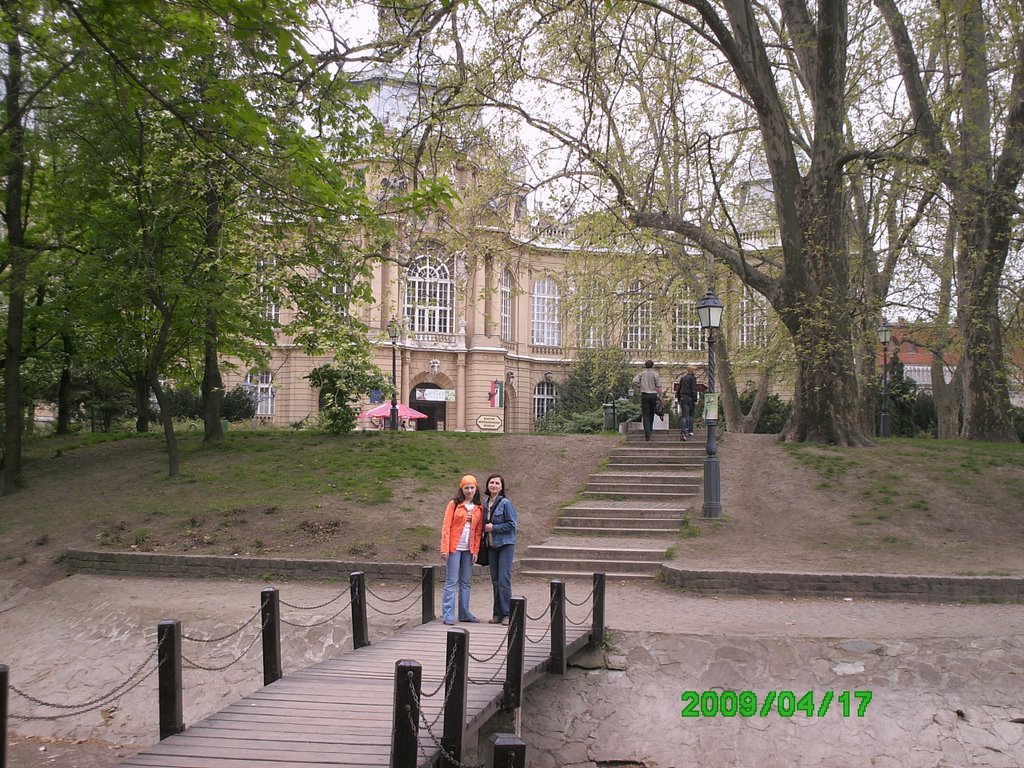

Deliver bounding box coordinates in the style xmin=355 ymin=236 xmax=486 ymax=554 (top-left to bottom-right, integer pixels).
xmin=717 ymin=336 xmax=772 ymax=433
xmin=2 ymin=16 xmax=27 ymax=494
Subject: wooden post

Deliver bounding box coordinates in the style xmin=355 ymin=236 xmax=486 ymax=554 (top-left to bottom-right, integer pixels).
xmin=440 ymin=628 xmax=469 ymax=767
xmin=421 ymin=565 xmax=435 ymax=624
xmin=389 ymin=660 xmax=422 ymax=768
xmin=502 ymin=596 xmax=525 ymax=710
xmin=350 ymin=571 xmax=370 ymax=649
xmin=548 ymin=580 xmax=566 ymax=675
xmin=591 ymin=572 xmax=606 ymax=649
xmin=1 ymin=664 xmax=8 ymax=768
xmin=261 ymin=587 xmax=282 ymax=685
xmin=157 ymin=620 xmax=184 ymax=740
xmin=482 ymin=733 xmax=527 ymax=768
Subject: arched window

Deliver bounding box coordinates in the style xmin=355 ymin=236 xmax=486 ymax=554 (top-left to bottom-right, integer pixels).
xmin=531 ymin=276 xmax=561 ymax=346
xmin=533 ymin=381 xmax=557 ymax=423
xmin=405 ymin=256 xmax=453 ymax=334
xmin=501 ymin=269 xmax=513 ymax=341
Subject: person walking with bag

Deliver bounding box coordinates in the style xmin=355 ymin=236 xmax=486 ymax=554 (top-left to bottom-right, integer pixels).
xmin=632 ymin=359 xmax=663 ymax=441
xmin=439 ymin=475 xmax=484 ymax=625
xmin=676 ymin=366 xmax=698 ymax=441
xmin=483 ymin=473 xmax=517 ymax=625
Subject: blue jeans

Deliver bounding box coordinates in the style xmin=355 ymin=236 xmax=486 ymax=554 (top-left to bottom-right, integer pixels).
xmin=488 ymin=543 xmax=515 ymax=619
xmin=442 ymin=550 xmax=476 ymax=621
xmin=679 ymin=396 xmax=695 ymax=434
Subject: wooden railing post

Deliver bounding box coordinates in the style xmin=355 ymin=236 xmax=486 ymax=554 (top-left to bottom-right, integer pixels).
xmin=261 ymin=587 xmax=282 ymax=685
xmin=440 ymin=628 xmax=469 ymax=767
xmin=591 ymin=572 xmax=606 ymax=649
xmin=1 ymin=664 xmax=8 ymax=768
xmin=350 ymin=571 xmax=370 ymax=649
xmin=157 ymin=620 xmax=184 ymax=740
xmin=421 ymin=565 xmax=435 ymax=624
xmin=482 ymin=733 xmax=526 ymax=768
xmin=389 ymin=660 xmax=422 ymax=768
xmin=502 ymin=596 xmax=525 ymax=710
xmin=549 ymin=580 xmax=566 ymax=675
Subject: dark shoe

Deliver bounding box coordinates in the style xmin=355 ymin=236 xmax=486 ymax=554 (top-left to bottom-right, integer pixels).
xmin=488 ymin=617 xmax=502 ymax=624
xmin=679 ymin=433 xmax=686 ymax=441
xmin=645 ymin=435 xmax=651 ymax=441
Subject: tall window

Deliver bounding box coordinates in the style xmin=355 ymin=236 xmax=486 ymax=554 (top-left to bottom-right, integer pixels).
xmin=533 ymin=381 xmax=557 ymax=423
xmin=740 ymin=286 xmax=768 ymax=347
xmin=672 ymin=288 xmax=701 ymax=351
xmin=257 ymin=257 xmax=279 ymax=323
xmin=245 ymin=371 xmax=276 ymax=416
xmin=500 ymin=269 xmax=513 ymax=341
xmin=405 ymin=256 xmax=453 ymax=334
xmin=575 ymin=279 xmax=610 ymax=349
xmin=531 ymin=276 xmax=561 ymax=346
xmin=622 ymin=280 xmax=655 ymax=351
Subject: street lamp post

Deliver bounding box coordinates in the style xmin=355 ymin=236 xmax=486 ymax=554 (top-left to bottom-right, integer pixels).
xmin=877 ymin=320 xmax=892 ymax=438
xmin=387 ymin=319 xmax=400 ymax=432
xmin=697 ymin=290 xmax=724 ymax=519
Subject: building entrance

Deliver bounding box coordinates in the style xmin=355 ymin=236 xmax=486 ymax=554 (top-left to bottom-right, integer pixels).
xmin=410 ymin=383 xmax=448 ymax=431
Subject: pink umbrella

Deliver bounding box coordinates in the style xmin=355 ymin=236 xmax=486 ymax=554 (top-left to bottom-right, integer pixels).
xmin=360 ymin=402 xmax=429 ymax=420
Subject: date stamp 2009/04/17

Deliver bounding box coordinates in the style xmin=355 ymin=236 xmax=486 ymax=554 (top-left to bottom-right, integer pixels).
xmin=680 ymin=690 xmax=873 ymax=718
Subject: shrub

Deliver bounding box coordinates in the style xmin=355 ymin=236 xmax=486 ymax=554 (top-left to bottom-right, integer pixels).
xmin=735 ymin=390 xmax=791 ymax=433
xmin=222 ymin=385 xmax=256 ymax=423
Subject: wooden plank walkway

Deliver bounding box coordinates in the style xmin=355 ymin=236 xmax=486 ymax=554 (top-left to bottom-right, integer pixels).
xmin=119 ymin=616 xmax=592 ymax=767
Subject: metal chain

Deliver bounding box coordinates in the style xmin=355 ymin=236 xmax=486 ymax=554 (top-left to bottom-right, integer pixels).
xmin=365 ymin=590 xmax=421 ymax=617
xmin=182 ymin=616 xmax=268 ymax=672
xmin=526 ymin=596 xmax=554 ymax=622
xmin=409 ymin=680 xmax=485 ymax=768
xmin=467 ymin=623 xmax=510 ymax=663
xmin=280 ymin=597 xmax=352 ymax=628
xmin=420 ymin=651 xmax=458 ymax=699
xmin=566 ymin=605 xmax=595 ymax=626
xmin=467 ymin=653 xmax=508 ymax=686
xmin=182 ymin=606 xmax=262 ymax=643
xmin=9 ymin=641 xmax=160 ymax=720
xmin=365 ymin=582 xmax=420 ymax=603
xmin=280 ymin=589 xmax=347 ymax=611
xmin=525 ymin=621 xmax=552 ymax=645
xmin=565 ymin=584 xmax=596 ymax=607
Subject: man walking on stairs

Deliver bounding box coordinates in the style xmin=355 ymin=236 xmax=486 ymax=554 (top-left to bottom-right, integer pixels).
xmin=676 ymin=366 xmax=698 ymax=441
xmin=632 ymin=359 xmax=663 ymax=442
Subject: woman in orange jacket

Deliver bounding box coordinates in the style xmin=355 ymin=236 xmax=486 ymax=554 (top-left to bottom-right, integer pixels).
xmin=439 ymin=475 xmax=485 ymax=624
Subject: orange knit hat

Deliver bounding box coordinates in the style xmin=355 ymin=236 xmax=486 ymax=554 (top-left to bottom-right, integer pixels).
xmin=459 ymin=475 xmax=478 ymax=489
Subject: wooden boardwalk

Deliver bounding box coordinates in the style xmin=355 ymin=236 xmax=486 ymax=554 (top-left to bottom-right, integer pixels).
xmin=119 ymin=615 xmax=592 ymax=767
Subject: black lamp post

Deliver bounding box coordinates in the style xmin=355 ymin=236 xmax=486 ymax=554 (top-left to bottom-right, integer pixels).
xmin=387 ymin=318 xmax=400 ymax=431
xmin=877 ymin=320 xmax=892 ymax=438
xmin=697 ymin=290 xmax=724 ymax=519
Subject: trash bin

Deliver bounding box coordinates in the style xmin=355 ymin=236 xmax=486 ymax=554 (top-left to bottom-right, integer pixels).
xmin=603 ymin=403 xmax=616 ymax=431
xmin=220 ymin=418 xmax=230 ymax=433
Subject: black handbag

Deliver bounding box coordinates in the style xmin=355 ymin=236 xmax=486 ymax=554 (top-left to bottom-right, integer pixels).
xmin=476 ymin=508 xmax=490 ymax=566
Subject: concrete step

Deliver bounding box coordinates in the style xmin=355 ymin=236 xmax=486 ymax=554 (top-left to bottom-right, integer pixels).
xmin=585 ymin=481 xmax=699 ymax=494
xmin=519 ymin=557 xmax=661 ymax=574
xmin=624 ymin=433 xmax=706 ymax=443
xmin=524 ymin=544 xmax=665 ymax=561
xmin=519 ymin=568 xmax=656 ymax=580
xmin=561 ymin=506 xmax=687 ymax=520
xmin=582 ymin=490 xmax=696 ymax=502
xmin=610 ymin=451 xmax=704 ymax=463
xmin=556 ymin=516 xmax=682 ymax=530
xmin=551 ymin=526 xmax=673 ymax=537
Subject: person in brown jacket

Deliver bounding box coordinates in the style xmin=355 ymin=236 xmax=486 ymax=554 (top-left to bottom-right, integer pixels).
xmin=439 ymin=475 xmax=484 ymax=624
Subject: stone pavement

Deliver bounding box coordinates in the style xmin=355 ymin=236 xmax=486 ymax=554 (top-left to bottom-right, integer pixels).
xmin=2 ymin=575 xmax=1023 ymax=767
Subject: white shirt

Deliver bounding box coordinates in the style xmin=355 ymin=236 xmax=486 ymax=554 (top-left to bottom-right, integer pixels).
xmin=456 ymin=503 xmax=476 ymax=551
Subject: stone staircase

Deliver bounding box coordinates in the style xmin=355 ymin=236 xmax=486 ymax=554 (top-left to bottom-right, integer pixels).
xmin=520 ymin=428 xmax=705 ymax=580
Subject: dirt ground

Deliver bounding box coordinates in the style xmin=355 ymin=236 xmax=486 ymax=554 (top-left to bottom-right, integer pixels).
xmin=2 ymin=431 xmax=1023 ymax=767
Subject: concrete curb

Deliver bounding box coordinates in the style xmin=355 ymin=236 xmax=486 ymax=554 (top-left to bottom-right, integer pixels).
xmin=659 ymin=564 xmax=1024 ymax=602
xmin=63 ymin=550 xmax=1024 ymax=602
xmin=64 ymin=549 xmax=429 ymax=582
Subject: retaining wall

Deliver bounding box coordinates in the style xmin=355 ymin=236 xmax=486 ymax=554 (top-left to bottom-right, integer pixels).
xmin=659 ymin=565 xmax=1024 ymax=602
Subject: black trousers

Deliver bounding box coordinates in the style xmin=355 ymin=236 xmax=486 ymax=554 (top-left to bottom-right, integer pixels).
xmin=641 ymin=392 xmax=659 ymax=439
